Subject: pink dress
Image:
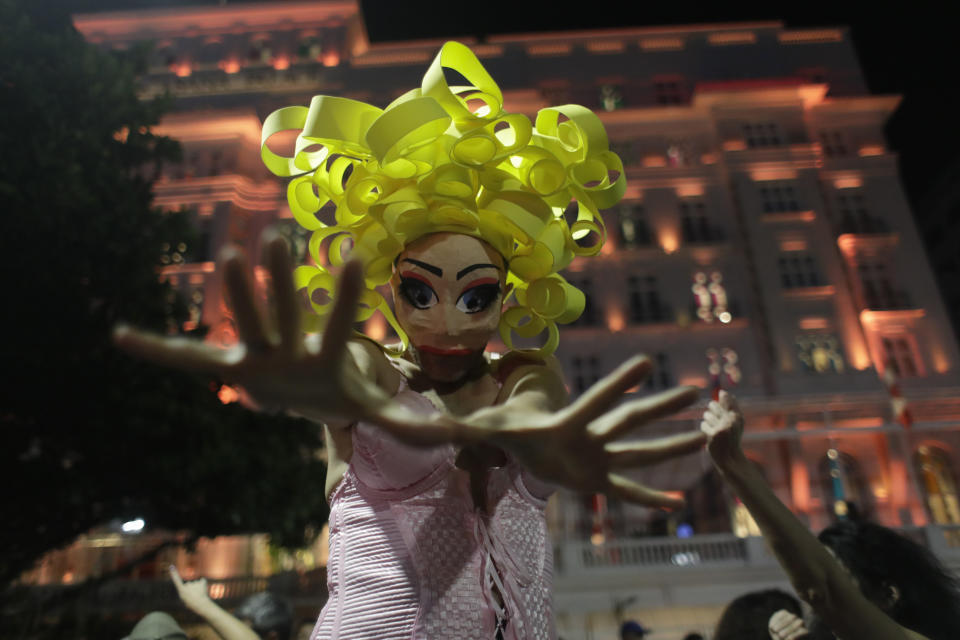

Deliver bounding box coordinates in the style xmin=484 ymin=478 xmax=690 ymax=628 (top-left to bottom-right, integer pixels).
xmin=310 ymin=381 xmax=557 ymax=640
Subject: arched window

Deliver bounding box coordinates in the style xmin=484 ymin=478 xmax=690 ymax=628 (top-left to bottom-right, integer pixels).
xmin=915 ymin=446 xmax=960 ymax=526
xmin=819 ymin=449 xmax=871 ymax=520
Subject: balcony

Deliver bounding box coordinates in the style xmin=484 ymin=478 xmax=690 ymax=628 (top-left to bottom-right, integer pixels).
xmin=553 ymin=525 xmax=960 ymax=579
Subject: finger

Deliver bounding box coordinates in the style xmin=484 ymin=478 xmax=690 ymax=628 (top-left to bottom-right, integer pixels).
xmin=169 ymin=565 xmax=184 ymax=588
xmin=606 ymin=431 xmax=706 ymax=468
xmin=221 ymin=246 xmax=270 ymax=350
xmin=263 ymin=230 xmax=301 ymax=354
xmin=561 ymin=355 xmax=652 ymax=427
xmin=607 ymin=473 xmax=685 ymax=509
xmin=588 ymin=385 xmax=700 ymax=441
xmin=708 ymin=399 xmax=724 ymax=417
xmin=113 ymin=326 xmax=236 ymax=373
xmin=702 ymin=409 xmax=723 ymax=430
xmin=700 ymin=419 xmax=717 ymax=436
xmin=319 ymin=260 xmax=364 ymax=370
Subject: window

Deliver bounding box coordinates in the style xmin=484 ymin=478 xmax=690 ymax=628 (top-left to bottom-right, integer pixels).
xmin=778 ymin=253 xmax=823 ymax=288
xmin=599 ymin=84 xmax=623 ymax=111
xmin=628 ymin=275 xmax=667 ymax=323
xmin=820 ymin=449 xmax=871 ymax=520
xmin=915 ymin=446 xmax=960 ymax=526
xmin=692 ymin=271 xmax=732 ymax=323
xmin=644 ymin=352 xmax=673 ymax=390
xmin=759 ymin=182 xmax=800 ymax=213
xmin=819 ymin=130 xmax=849 ymax=157
xmin=617 ymin=204 xmax=652 ymax=247
xmin=183 ymin=283 xmax=205 ymax=332
xmin=707 ymin=347 xmax=741 ymax=391
xmin=835 ymin=190 xmax=888 ymax=234
xmin=568 ymin=277 xmax=598 ymax=327
xmin=743 ymin=122 xmax=782 ymax=148
xmin=680 ymin=199 xmax=723 ymax=243
xmin=857 ymin=261 xmax=908 ymax=309
xmin=653 ymin=76 xmax=687 ymax=105
xmin=796 ymin=335 xmax=845 ymax=373
xmin=882 ymin=337 xmax=918 ymax=378
xmin=571 ymin=355 xmax=602 ymax=394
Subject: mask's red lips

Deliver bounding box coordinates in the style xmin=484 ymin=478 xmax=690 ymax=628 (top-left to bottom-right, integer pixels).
xmin=417 ymin=344 xmax=474 ymax=356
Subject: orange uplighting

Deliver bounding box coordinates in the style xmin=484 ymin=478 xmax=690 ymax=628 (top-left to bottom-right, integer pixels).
xmin=606 ymin=308 xmax=625 ymax=332
xmin=678 ymin=375 xmax=708 ymax=388
xmin=322 ymin=50 xmax=341 ymax=67
xmin=790 ymin=461 xmax=810 ymax=511
xmin=173 ymin=62 xmax=192 ymax=77
xmin=364 ymin=313 xmax=386 ymax=341
xmin=931 ymin=347 xmax=951 ymax=374
xmin=220 ymin=58 xmax=241 ymax=74
xmin=779 ymin=239 xmax=808 ymax=252
xmin=751 ymin=168 xmax=797 ymax=182
xmin=642 ymin=155 xmax=667 ymax=167
xmin=659 ymin=229 xmax=679 ymax=254
xmin=799 ymin=316 xmax=829 ymax=330
xmin=217 ymin=385 xmax=239 ymax=404
xmin=722 ymin=140 xmax=747 ymax=151
xmin=833 ymin=176 xmax=862 ymax=189
xmin=858 ymin=145 xmax=884 ymax=157
xmin=676 ymin=183 xmax=704 ymax=197
xmin=272 ymin=55 xmax=290 ymax=70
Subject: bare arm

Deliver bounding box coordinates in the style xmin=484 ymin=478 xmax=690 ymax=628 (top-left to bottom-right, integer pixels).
xmin=170 ymin=567 xmax=261 ymax=640
xmin=703 ymin=392 xmax=926 ymax=640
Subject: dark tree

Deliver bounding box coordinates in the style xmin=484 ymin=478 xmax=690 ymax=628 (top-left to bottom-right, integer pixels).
xmin=0 ymin=0 xmax=328 ymax=590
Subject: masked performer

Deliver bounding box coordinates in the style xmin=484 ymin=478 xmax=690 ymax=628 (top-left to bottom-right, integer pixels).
xmin=116 ymin=42 xmax=705 ymax=639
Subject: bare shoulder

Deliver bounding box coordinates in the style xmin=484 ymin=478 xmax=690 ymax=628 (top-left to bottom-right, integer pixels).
xmin=347 ymin=336 xmax=403 ymax=395
xmin=494 ymin=350 xmax=567 ymax=409
xmin=495 ymin=350 xmax=564 ymax=382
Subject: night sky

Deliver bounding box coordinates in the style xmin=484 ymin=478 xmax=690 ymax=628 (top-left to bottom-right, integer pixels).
xmin=64 ymin=0 xmax=960 ymax=212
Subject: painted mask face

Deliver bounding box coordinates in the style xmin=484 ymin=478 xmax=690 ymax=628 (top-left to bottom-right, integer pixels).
xmin=390 ymin=233 xmax=508 ymax=383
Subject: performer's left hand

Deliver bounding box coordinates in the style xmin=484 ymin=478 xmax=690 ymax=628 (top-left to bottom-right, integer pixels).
xmin=370 ymin=356 xmax=704 ymax=508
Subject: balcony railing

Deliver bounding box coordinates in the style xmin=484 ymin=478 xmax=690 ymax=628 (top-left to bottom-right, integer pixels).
xmin=553 ymin=525 xmax=960 ymax=577
xmin=556 ymin=533 xmax=749 ymax=574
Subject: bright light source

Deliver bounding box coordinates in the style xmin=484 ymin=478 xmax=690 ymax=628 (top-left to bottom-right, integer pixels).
xmin=677 ymin=523 xmax=694 ymax=539
xmin=121 ymin=518 xmax=145 ymax=533
xmin=718 ymin=311 xmax=732 ymax=324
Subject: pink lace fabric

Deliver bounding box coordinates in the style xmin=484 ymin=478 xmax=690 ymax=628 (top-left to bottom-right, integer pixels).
xmin=310 ymin=383 xmax=557 ymax=640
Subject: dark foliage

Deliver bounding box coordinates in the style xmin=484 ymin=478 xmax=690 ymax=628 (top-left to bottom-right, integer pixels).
xmin=0 ymin=0 xmax=328 ymax=591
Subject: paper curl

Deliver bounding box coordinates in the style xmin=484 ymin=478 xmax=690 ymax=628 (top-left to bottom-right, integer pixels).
xmin=261 ymin=41 xmax=625 ymax=355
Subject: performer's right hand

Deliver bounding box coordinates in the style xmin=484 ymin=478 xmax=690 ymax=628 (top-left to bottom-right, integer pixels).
xmin=113 ymin=230 xmax=390 ymax=422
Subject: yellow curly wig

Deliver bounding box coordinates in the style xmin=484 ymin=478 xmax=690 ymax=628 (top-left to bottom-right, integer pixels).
xmin=260 ymin=41 xmax=625 ymax=355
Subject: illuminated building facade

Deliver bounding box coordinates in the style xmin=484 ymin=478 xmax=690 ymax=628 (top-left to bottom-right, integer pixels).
xmin=25 ymin=2 xmax=960 ymax=638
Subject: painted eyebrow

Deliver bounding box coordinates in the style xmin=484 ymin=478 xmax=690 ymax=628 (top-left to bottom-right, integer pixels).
xmin=400 ymin=258 xmax=442 ymax=277
xmin=456 ymin=263 xmax=501 ymax=280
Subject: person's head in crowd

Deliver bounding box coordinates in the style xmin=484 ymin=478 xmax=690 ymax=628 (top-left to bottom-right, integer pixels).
xmin=682 ymin=634 xmax=705 ymax=640
xmin=812 ymin=519 xmax=960 ymax=640
xmin=233 ymin=592 xmax=294 ymax=640
xmin=619 ymin=619 xmax=651 ymax=639
xmin=714 ymin=588 xmax=802 ymax=640
xmin=121 ymin=611 xmax=187 ymax=640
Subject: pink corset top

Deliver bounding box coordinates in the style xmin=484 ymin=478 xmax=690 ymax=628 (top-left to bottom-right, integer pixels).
xmin=310 ymin=382 xmax=557 ymax=640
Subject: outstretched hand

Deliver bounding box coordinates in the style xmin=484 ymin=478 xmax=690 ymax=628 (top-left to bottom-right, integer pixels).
xmin=374 ymin=356 xmax=705 ymax=508
xmin=113 ymin=232 xmax=390 ymax=421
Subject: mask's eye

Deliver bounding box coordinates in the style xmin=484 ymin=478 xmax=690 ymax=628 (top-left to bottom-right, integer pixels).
xmin=398 ymin=278 xmax=438 ymax=310
xmin=456 ymin=283 xmax=502 ymax=314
